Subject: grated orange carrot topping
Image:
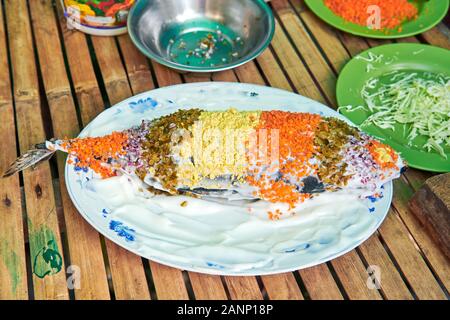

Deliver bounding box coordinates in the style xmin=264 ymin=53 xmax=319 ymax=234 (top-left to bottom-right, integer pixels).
xmin=268 ymin=209 xmax=284 ymax=221
xmin=247 ymin=111 xmax=321 ymax=209
xmin=63 ymin=132 xmax=128 ymax=178
xmin=324 ymin=0 xmax=418 ymax=31
xmin=367 ymin=140 xmax=398 ymax=170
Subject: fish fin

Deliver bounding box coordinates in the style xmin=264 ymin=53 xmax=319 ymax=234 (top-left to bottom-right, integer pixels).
xmin=2 ymin=148 xmax=56 ymax=178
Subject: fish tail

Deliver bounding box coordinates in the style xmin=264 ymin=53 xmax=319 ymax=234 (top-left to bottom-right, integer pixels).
xmin=2 ymin=140 xmax=63 ymax=178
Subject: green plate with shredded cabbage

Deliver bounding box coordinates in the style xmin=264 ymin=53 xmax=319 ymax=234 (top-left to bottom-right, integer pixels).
xmin=337 ymin=43 xmax=450 ymax=172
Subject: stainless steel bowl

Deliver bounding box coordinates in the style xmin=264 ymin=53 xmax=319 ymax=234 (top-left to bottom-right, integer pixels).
xmin=128 ymin=0 xmax=275 ymax=73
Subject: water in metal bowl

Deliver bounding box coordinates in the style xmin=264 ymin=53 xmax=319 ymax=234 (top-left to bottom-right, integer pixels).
xmin=128 ymin=0 xmax=275 ymax=72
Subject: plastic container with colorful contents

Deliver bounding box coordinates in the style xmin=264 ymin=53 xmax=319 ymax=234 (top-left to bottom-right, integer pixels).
xmin=61 ymin=0 xmax=135 ymax=36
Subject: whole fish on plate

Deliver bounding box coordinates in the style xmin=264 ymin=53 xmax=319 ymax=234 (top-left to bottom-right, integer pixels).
xmin=2 ymin=109 xmax=405 ymax=210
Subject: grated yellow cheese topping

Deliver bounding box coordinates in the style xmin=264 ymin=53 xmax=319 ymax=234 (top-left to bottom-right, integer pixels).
xmin=174 ymin=109 xmax=261 ymax=187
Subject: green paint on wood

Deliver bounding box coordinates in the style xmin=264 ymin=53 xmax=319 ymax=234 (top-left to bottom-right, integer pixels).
xmin=0 ymin=238 xmax=22 ymax=294
xmin=29 ymin=226 xmax=63 ymax=279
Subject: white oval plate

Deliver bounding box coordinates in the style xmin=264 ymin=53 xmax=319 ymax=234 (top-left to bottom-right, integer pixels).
xmin=65 ymin=82 xmax=392 ymax=276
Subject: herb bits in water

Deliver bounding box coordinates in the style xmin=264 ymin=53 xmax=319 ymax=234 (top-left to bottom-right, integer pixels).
xmin=165 ymin=20 xmax=245 ymax=68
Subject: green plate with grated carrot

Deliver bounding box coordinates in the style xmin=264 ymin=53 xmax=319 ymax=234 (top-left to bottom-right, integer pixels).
xmin=337 ymin=43 xmax=450 ymax=172
xmin=305 ymin=0 xmax=449 ymax=39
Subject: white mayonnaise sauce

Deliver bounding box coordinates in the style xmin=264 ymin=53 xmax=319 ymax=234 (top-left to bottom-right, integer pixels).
xmin=85 ymin=174 xmax=376 ymax=272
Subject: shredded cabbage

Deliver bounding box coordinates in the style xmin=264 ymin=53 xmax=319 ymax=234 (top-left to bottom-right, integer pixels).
xmin=339 ymin=71 xmax=450 ymax=158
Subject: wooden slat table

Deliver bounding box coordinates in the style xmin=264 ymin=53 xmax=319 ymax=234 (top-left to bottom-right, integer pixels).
xmin=0 ymin=0 xmax=448 ymax=300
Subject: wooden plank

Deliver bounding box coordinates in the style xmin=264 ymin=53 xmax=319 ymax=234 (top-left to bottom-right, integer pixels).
xmin=261 ymin=274 xmax=304 ymax=300
xmin=366 ymin=38 xmax=392 ymax=47
xmin=358 ymin=234 xmax=413 ymax=299
xmin=392 ymin=178 xmax=450 ymax=292
xmin=0 ymin=2 xmax=28 ymax=300
xmin=152 ymin=62 xmax=183 ymax=87
xmin=289 ymin=0 xmax=308 ymax=12
xmin=91 ymin=36 xmax=132 ymax=104
xmin=288 ymin=1 xmax=365 ymax=102
xmin=55 ymin=0 xmax=104 ymax=125
xmin=270 ymin=20 xmax=327 ymax=103
xmin=396 ymin=37 xmax=421 ymax=43
xmin=378 ymin=208 xmax=446 ymax=299
xmin=289 ymin=0 xmax=351 ymax=72
xmin=331 ymin=251 xmax=382 ymax=300
xmin=90 ymin=35 xmax=150 ymax=300
xmin=422 ymin=23 xmax=450 ymax=50
xmin=188 ymin=273 xmax=228 ymax=300
xmin=5 ymin=0 xmax=68 ymax=300
xmin=409 ymin=174 xmax=450 ymax=260
xmin=224 ymin=277 xmax=263 ymax=300
xmin=104 ymin=242 xmax=151 ymax=299
xmin=150 ymin=262 xmax=189 ymax=300
xmin=212 ymin=69 xmax=240 ymax=82
xmin=234 ymin=61 xmax=265 ymax=85
xmin=31 ymin=0 xmax=110 ymax=300
xmin=403 ymin=169 xmax=433 ymax=191
xmin=117 ymin=35 xmax=154 ymax=94
xmin=255 ymin=49 xmax=292 ymax=91
xmin=338 ymin=33 xmax=370 ymax=57
xmin=184 ymin=72 xmax=211 ymax=83
xmin=298 ymin=264 xmax=343 ymax=300
xmin=271 ymin=0 xmax=337 ymax=105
